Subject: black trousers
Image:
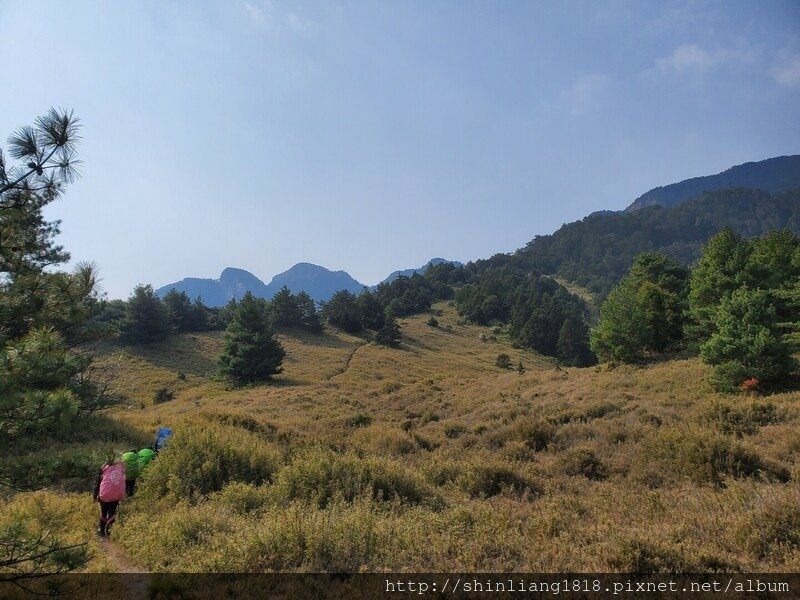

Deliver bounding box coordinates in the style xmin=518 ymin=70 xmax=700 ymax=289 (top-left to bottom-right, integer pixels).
xmin=125 ymin=479 xmax=136 ymax=496
xmin=99 ymin=500 xmax=119 ymax=534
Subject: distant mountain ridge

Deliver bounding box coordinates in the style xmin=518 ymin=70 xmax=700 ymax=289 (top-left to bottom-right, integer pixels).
xmin=156 ymin=258 xmax=462 ymax=306
xmin=156 ymin=263 xmax=364 ymax=306
xmin=626 ymin=155 xmax=800 ymax=211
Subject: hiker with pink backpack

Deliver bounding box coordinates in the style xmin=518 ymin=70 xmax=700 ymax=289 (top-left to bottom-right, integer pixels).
xmin=92 ymin=453 xmax=126 ymax=538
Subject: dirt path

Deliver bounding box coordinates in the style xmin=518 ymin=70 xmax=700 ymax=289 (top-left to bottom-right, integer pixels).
xmin=100 ymin=538 xmax=151 ymax=599
xmin=328 ymin=341 xmax=369 ymax=380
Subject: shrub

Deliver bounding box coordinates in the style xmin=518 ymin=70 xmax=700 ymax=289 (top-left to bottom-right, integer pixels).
xmin=495 ymin=353 xmax=512 ymax=369
xmin=153 ymin=387 xmax=175 ymax=404
xmin=744 ymin=493 xmax=800 ymax=559
xmin=270 ymin=448 xmax=439 ymax=508
xmin=700 ymin=399 xmax=780 ymax=437
xmin=135 ymin=422 xmax=281 ymax=502
xmin=642 ymin=427 xmax=786 ymax=487
xmin=345 ymin=413 xmax=373 ymax=428
xmin=458 ymin=463 xmax=537 ymax=498
xmin=443 ymin=424 xmax=466 ymax=439
xmin=493 ymin=419 xmax=556 ymax=452
xmin=351 ymin=425 xmax=415 ymax=457
xmin=426 ymin=317 xmax=439 ymax=328
xmin=561 ymin=447 xmax=607 ymax=480
xmin=611 ymin=538 xmax=697 ymax=573
xmin=215 ymin=482 xmax=273 ymax=514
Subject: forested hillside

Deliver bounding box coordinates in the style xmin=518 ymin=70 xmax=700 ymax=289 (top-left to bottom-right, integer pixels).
xmin=626 ymin=155 xmax=800 ymax=211
xmin=505 ymin=188 xmax=800 ymax=298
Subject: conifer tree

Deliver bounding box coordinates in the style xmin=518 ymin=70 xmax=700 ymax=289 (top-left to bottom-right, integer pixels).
xmin=270 ymin=286 xmax=302 ymax=327
xmin=376 ymin=315 xmax=402 ymax=347
xmin=701 ymin=288 xmax=797 ymax=393
xmin=295 ymin=291 xmax=322 ymax=332
xmin=119 ymin=284 xmax=172 ymax=343
xmin=218 ymin=292 xmax=285 ymax=385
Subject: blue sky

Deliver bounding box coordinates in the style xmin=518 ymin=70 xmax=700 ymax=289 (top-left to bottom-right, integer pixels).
xmin=1 ymin=1 xmax=798 ymax=299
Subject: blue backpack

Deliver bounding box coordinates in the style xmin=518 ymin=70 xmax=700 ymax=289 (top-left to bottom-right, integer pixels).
xmin=154 ymin=427 xmax=173 ymax=452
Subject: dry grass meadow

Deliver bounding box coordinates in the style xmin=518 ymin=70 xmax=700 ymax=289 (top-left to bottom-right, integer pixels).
xmin=4 ymin=302 xmax=800 ymax=574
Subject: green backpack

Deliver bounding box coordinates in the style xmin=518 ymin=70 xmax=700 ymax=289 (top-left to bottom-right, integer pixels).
xmin=121 ymin=451 xmax=139 ymax=480
xmin=138 ymin=448 xmax=156 ymax=472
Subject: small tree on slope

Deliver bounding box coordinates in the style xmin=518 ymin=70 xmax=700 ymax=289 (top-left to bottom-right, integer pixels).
xmin=219 ymin=292 xmax=285 ymax=385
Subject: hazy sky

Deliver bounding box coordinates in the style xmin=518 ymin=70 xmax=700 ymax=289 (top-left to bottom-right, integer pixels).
xmin=1 ymin=1 xmax=799 ymax=298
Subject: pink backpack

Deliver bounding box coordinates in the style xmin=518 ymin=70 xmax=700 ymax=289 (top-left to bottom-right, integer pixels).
xmin=99 ymin=462 xmax=126 ymax=502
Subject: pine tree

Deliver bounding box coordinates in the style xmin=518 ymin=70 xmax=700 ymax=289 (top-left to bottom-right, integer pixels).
xmin=701 ymin=288 xmax=798 ymax=393
xmin=1 ymin=109 xmax=106 ymax=577
xmin=686 ymin=229 xmax=750 ymax=346
xmin=590 ymin=252 xmax=689 ymax=363
xmin=321 ymin=290 xmax=363 ymax=333
xmin=557 ymin=316 xmax=595 ymax=366
xmin=295 ymin=291 xmax=322 ymax=332
xmin=119 ymin=284 xmax=173 ymax=343
xmin=356 ymin=288 xmax=385 ymax=331
xmin=269 ymin=286 xmax=302 ymax=328
xmin=376 ymin=316 xmax=401 ymax=347
xmin=163 ymin=289 xmax=194 ymax=332
xmin=218 ymin=292 xmax=285 ymax=385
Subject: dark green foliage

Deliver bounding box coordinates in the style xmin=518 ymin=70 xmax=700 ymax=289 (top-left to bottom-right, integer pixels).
xmin=376 ymin=316 xmax=402 ymax=347
xmin=426 ymin=316 xmax=439 ymax=328
xmin=163 ymin=289 xmax=211 ymax=332
xmin=375 ymin=274 xmax=447 ymax=317
xmin=267 ymin=287 xmax=322 ymax=332
xmin=590 ymin=253 xmax=689 ymax=363
xmin=517 ymin=361 xmax=525 ymax=374
xmin=0 ymin=109 xmax=107 ymax=576
xmin=495 ymin=353 xmax=511 ymax=369
xmin=456 ymin=267 xmax=594 ymax=364
xmin=119 ymin=284 xmax=173 ymax=344
xmin=556 ymin=316 xmax=595 ymax=367
xmin=295 ymin=291 xmax=322 ymax=332
xmin=509 ymin=188 xmax=800 ymax=298
xmin=356 ymin=289 xmax=385 ymax=331
xmin=701 ymin=289 xmax=798 ymax=393
xmin=153 ymin=387 xmax=175 ymax=404
xmin=218 ymin=292 xmax=285 ymax=386
xmin=686 ymin=229 xmax=751 ymax=345
xmin=321 ymin=290 xmax=362 ymax=333
xmin=269 ymin=286 xmax=302 ymax=327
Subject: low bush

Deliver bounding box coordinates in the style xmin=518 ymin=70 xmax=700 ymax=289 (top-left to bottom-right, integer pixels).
xmin=458 ymin=463 xmax=538 ymax=498
xmin=270 ymin=448 xmax=440 ymax=508
xmin=561 ymin=447 xmax=607 ymax=481
xmin=641 ymin=427 xmax=787 ymax=487
xmin=699 ymin=399 xmax=781 ymax=437
xmin=135 ymin=422 xmax=281 ymax=502
xmin=744 ymin=493 xmax=800 ymax=559
xmin=345 ymin=413 xmax=373 ymax=428
xmin=444 ymin=424 xmax=466 ymax=439
xmin=491 ymin=419 xmax=556 ymax=452
xmin=153 ymin=387 xmax=176 ymax=404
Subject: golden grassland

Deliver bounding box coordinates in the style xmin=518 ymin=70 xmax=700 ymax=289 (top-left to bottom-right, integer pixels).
xmin=4 ymin=302 xmax=800 ymax=573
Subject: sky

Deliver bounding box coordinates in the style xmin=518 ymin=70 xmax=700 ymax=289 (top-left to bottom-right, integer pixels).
xmin=1 ymin=1 xmax=799 ymax=299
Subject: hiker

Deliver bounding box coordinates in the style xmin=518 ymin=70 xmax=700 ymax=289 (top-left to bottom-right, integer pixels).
xmin=138 ymin=446 xmax=156 ymax=473
xmin=154 ymin=426 xmax=173 ymax=453
xmin=93 ymin=453 xmax=126 ymax=538
xmin=121 ymin=449 xmax=139 ymax=496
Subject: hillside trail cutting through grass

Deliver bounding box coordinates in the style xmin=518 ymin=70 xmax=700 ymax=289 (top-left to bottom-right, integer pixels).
xmin=328 ymin=341 xmax=369 ymax=380
xmin=100 ymin=538 xmax=150 ymax=599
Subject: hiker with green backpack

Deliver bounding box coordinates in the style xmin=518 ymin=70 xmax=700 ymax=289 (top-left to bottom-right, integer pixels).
xmin=121 ymin=449 xmax=139 ymax=496
xmin=138 ymin=447 xmax=156 ymax=473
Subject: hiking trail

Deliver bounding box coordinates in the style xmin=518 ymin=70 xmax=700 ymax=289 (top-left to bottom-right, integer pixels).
xmin=328 ymin=341 xmax=368 ymax=380
xmin=100 ymin=538 xmax=150 ymax=599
